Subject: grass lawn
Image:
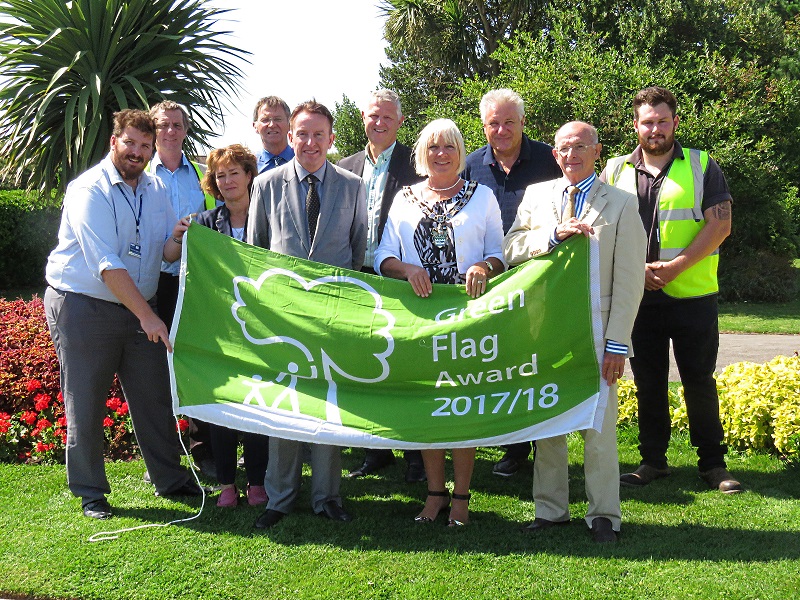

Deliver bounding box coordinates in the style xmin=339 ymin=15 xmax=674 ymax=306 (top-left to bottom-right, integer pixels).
xmin=719 ymin=299 xmax=800 ymax=334
xmin=1 ymin=432 xmax=798 ymax=600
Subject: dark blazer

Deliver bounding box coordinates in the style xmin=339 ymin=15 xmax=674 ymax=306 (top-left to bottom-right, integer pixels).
xmin=247 ymin=158 xmax=367 ymax=270
xmin=195 ymin=204 xmax=244 ymax=238
xmin=337 ymin=142 xmax=422 ymax=243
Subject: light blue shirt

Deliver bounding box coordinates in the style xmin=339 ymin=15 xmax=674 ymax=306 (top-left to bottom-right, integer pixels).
xmin=363 ymin=142 xmax=395 ymax=267
xmin=256 ymin=145 xmax=295 ymax=173
xmin=46 ymin=155 xmax=176 ymax=303
xmin=149 ymin=152 xmax=206 ymax=275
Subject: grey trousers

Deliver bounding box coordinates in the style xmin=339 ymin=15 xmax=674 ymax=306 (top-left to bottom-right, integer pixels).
xmin=44 ymin=287 xmax=191 ymax=504
xmin=265 ymin=437 xmax=342 ymax=514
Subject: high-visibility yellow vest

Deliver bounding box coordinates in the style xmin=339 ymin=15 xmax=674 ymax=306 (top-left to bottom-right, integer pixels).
xmin=146 ymin=158 xmax=216 ymax=211
xmin=606 ymin=148 xmax=719 ymax=298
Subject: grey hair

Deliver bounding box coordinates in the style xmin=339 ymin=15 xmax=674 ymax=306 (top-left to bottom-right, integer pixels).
xmin=479 ymin=89 xmax=524 ymax=122
xmin=412 ymin=118 xmax=467 ymax=177
xmin=364 ymin=88 xmax=402 ymax=118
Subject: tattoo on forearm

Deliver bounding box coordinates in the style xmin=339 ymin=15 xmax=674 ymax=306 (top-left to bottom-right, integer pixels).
xmin=712 ymin=201 xmax=732 ymax=220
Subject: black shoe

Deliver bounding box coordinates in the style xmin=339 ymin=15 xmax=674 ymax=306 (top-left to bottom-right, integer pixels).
xmin=493 ymin=454 xmax=526 ymax=477
xmin=347 ymin=451 xmax=395 ymax=478
xmin=589 ymin=517 xmax=617 ymax=543
xmin=254 ymin=509 xmax=286 ymax=529
xmin=83 ymin=498 xmax=112 ymax=520
xmin=404 ymin=461 xmax=427 ymax=483
xmin=155 ymin=480 xmax=207 ymax=497
xmin=318 ymin=500 xmax=352 ymax=522
xmin=520 ymin=517 xmax=570 ymax=533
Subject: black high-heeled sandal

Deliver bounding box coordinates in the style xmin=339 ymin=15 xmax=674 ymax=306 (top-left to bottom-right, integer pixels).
xmin=414 ymin=490 xmax=450 ymax=524
xmin=447 ymin=492 xmax=471 ymax=527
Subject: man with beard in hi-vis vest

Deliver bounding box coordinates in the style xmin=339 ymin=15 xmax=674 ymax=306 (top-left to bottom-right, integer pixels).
xmin=601 ymin=86 xmax=741 ymax=494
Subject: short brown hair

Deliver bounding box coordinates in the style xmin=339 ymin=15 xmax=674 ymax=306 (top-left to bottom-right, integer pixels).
xmin=633 ymin=86 xmax=678 ymax=119
xmin=149 ymin=100 xmax=191 ymax=131
xmin=112 ymin=109 xmax=156 ymax=138
xmin=290 ymin=100 xmax=334 ymax=131
xmin=202 ymin=144 xmax=258 ymax=200
xmin=252 ymin=96 xmax=290 ymax=122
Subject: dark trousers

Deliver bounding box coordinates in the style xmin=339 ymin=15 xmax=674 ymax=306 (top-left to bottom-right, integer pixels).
xmin=629 ymin=295 xmax=727 ymax=471
xmin=44 ymin=288 xmax=190 ymax=502
xmin=209 ymin=424 xmax=269 ymax=486
xmin=157 ymin=272 xmax=214 ymax=459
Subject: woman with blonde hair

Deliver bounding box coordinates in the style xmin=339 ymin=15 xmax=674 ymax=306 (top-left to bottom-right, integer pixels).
xmin=374 ymin=119 xmax=505 ymax=526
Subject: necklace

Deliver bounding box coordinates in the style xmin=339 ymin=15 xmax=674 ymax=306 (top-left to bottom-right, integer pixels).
xmin=426 ymin=178 xmax=462 ymax=193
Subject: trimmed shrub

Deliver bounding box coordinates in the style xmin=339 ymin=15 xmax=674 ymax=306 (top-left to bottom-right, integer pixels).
xmin=618 ymin=355 xmax=800 ymax=460
xmin=0 ymin=190 xmax=60 ymax=289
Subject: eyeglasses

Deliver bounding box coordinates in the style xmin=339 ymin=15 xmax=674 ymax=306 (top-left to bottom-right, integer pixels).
xmin=555 ymin=143 xmax=595 ymax=157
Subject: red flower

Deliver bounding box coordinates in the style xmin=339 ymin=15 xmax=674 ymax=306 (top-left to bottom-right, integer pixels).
xmin=60 ymin=432 xmax=67 ymax=444
xmin=103 ymin=417 xmax=114 ymax=428
xmin=106 ymin=397 xmax=122 ymax=411
xmin=57 ymin=391 xmax=64 ymax=403
xmin=117 ymin=402 xmax=129 ymax=416
xmin=36 ymin=418 xmax=52 ymax=430
xmin=0 ymin=418 xmax=10 ymax=434
xmin=26 ymin=380 xmax=42 ymax=392
xmin=21 ymin=411 xmax=37 ymax=426
xmin=35 ymin=442 xmax=54 ymax=453
xmin=57 ymin=417 xmax=67 ymax=427
xmin=176 ymin=419 xmax=189 ymax=432
xmin=34 ymin=394 xmax=51 ymax=411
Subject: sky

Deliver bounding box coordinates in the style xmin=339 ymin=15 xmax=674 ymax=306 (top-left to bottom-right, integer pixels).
xmin=206 ymin=0 xmax=389 ymax=150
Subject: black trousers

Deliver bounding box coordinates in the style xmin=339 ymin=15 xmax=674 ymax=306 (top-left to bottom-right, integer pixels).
xmin=629 ymin=295 xmax=727 ymax=471
xmin=209 ymin=424 xmax=269 ymax=486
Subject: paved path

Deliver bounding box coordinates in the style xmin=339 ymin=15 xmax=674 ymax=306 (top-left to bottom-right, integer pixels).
xmin=623 ymin=333 xmax=800 ymax=382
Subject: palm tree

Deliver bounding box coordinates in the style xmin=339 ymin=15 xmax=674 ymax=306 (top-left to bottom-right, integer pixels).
xmin=378 ymin=0 xmax=546 ymax=80
xmin=0 ymin=0 xmax=249 ymax=195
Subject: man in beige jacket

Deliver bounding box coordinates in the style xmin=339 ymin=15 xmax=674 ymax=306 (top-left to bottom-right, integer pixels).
xmin=503 ymin=121 xmax=646 ymax=543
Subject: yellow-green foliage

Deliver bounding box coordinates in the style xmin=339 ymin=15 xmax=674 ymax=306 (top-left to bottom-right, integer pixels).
xmin=616 ymin=356 xmax=800 ymax=458
xmin=717 ymin=356 xmax=800 ymax=458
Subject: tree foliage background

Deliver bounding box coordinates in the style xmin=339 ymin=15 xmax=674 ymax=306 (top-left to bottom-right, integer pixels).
xmin=0 ymin=0 xmax=248 ymax=196
xmin=336 ymin=0 xmax=800 ymax=302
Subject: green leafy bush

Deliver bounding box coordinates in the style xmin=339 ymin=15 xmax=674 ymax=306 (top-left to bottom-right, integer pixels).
xmin=0 ymin=190 xmax=60 ymax=289
xmin=618 ymin=356 xmax=800 ymax=460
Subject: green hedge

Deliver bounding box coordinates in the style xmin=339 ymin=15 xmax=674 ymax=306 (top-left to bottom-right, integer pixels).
xmin=0 ymin=191 xmax=61 ymax=289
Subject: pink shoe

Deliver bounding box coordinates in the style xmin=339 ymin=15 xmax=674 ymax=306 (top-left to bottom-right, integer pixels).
xmin=216 ymin=486 xmax=238 ymax=508
xmin=247 ymin=484 xmax=268 ymax=506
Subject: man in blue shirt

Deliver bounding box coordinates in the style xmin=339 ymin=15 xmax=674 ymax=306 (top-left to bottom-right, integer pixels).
xmin=148 ymin=101 xmax=213 ymax=329
xmin=463 ymin=88 xmax=562 ymax=477
xmin=253 ymin=96 xmax=295 ymax=173
xmin=148 ymin=100 xmax=217 ymax=478
xmin=44 ymin=109 xmax=201 ymax=520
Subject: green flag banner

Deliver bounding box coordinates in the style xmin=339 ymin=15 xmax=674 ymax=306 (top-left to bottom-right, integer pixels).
xmin=169 ymin=223 xmax=607 ymax=448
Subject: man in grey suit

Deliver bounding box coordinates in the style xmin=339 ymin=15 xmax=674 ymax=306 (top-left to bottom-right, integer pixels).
xmin=337 ymin=89 xmax=426 ymax=483
xmin=247 ymin=100 xmax=367 ymax=529
xmin=504 ymin=121 xmax=646 ymax=543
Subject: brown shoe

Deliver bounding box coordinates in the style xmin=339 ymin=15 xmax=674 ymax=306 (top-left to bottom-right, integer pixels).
xmin=699 ymin=467 xmax=743 ymax=494
xmin=620 ymin=464 xmax=671 ymax=487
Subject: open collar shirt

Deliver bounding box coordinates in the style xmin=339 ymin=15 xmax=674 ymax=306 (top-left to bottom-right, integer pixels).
xmin=46 ymin=155 xmax=175 ymax=303
xmin=150 ymin=151 xmax=206 ymax=275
